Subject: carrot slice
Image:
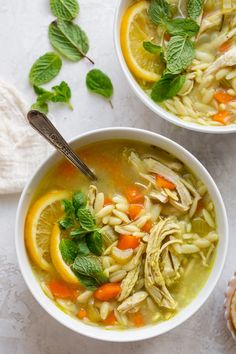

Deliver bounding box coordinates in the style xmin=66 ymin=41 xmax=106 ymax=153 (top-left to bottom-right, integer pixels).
xmin=130 ymin=312 xmax=145 ymax=327
xmin=214 ymin=91 xmax=235 ymax=104
xmin=126 ymin=186 xmax=144 ymax=204
xmin=213 ymin=110 xmax=229 ymax=124
xmin=94 ymin=283 xmax=121 ymax=301
xmin=103 ymin=311 xmax=116 ymax=326
xmin=48 ymin=280 xmax=78 ymax=300
xmin=58 ymin=161 xmax=77 ymax=178
xmin=77 ymin=308 xmax=87 ymax=319
xmin=118 ymin=234 xmax=140 ymax=250
xmin=156 ymin=175 xmax=176 ymax=190
xmin=142 ymin=220 xmax=153 ymax=233
xmin=164 ymin=32 xmax=171 ymax=41
xmin=128 ymin=204 xmax=144 ymax=220
xmin=104 ymin=197 xmax=113 ymax=206
xmin=219 ymin=40 xmax=232 ymax=53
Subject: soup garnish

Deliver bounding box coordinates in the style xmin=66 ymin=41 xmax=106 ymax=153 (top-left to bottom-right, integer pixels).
xmin=25 ymin=140 xmax=218 ymax=329
xmin=120 ymin=0 xmax=236 ymax=126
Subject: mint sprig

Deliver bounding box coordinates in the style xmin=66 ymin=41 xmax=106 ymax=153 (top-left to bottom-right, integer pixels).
xmin=31 ymin=81 xmax=73 ymax=113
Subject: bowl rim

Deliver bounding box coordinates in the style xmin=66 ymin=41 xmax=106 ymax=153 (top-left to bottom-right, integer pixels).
xmin=113 ymin=0 xmax=236 ymax=134
xmin=15 ymin=127 xmax=229 ymax=342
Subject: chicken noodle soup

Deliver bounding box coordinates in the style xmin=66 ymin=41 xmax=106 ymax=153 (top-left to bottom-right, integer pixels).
xmin=25 ymin=140 xmax=218 ymax=329
xmin=120 ymin=0 xmax=236 ymax=126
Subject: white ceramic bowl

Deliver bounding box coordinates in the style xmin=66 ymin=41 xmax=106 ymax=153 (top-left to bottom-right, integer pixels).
xmin=15 ymin=128 xmax=228 ymax=342
xmin=114 ymin=0 xmax=236 ymax=134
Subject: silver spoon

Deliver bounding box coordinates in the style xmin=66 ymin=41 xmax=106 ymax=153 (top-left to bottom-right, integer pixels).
xmin=27 ymin=110 xmax=97 ymax=181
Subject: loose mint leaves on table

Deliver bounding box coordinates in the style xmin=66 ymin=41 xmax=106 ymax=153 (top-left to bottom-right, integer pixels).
xmin=31 ymin=81 xmax=73 ymax=114
xmin=29 ymin=52 xmax=62 ymax=86
xmin=50 ymin=0 xmax=79 ymax=21
xmin=48 ymin=20 xmax=93 ymax=63
xmin=29 ymin=0 xmax=114 ymax=113
xmin=86 ymin=69 xmax=114 ymax=107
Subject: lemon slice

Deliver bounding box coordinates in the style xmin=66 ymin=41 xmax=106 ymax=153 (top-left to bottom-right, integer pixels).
xmin=230 ymin=288 xmax=236 ymax=331
xmin=50 ymin=223 xmax=79 ymax=284
xmin=25 ymin=190 xmax=71 ymax=271
xmin=120 ymin=0 xmax=162 ymax=82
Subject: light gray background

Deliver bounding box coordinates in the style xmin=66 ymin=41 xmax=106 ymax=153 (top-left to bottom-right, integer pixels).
xmin=0 ymin=0 xmax=236 ymax=353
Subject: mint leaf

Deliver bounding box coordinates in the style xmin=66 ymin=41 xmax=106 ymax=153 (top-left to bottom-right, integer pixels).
xmin=151 ymin=74 xmax=186 ymax=102
xmin=74 ymin=273 xmax=99 ymax=290
xmin=164 ymin=18 xmax=199 ymax=37
xmin=31 ymin=100 xmax=49 ymax=114
xmin=187 ymin=0 xmax=203 ymax=20
xmin=29 ymin=52 xmax=62 ymax=86
xmin=166 ymin=36 xmax=195 ymax=74
xmin=77 ymin=239 xmax=90 ymax=256
xmin=143 ymin=41 xmax=162 ymax=54
xmin=62 ymin=199 xmax=75 ymax=216
xmin=86 ymin=69 xmax=113 ymax=99
xmin=49 ymin=20 xmax=93 ymax=63
xmin=32 ymin=82 xmax=73 ymax=111
xmin=87 ymin=230 xmax=103 ymax=256
xmin=33 ymin=85 xmax=51 ymax=96
xmin=50 ymin=0 xmax=79 ymax=21
xmin=51 ymin=81 xmax=73 ymax=109
xmin=59 ymin=217 xmax=74 ymax=230
xmin=72 ymin=192 xmax=87 ymax=213
xmin=59 ymin=239 xmax=78 ymax=264
xmin=70 ymin=228 xmax=88 ymax=238
xmin=77 ymin=208 xmax=96 ymax=231
xmin=148 ymin=0 xmax=171 ymax=25
xmin=72 ymin=255 xmax=108 ymax=289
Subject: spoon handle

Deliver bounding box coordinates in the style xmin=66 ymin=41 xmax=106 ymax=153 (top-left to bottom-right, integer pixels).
xmin=27 ymin=110 xmax=97 ymax=181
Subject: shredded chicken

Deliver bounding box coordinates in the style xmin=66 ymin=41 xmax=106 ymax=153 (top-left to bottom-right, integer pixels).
xmin=144 ymin=218 xmax=180 ymax=309
xmin=205 ymin=47 xmax=236 ymax=75
xmin=87 ymin=185 xmax=97 ymax=212
xmin=117 ymin=291 xmax=148 ymax=313
xmin=143 ymin=158 xmax=193 ymax=212
xmin=118 ymin=263 xmax=141 ymax=302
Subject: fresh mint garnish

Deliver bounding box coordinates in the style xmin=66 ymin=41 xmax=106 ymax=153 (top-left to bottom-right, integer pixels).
xmin=165 ymin=36 xmax=195 ymax=75
xmin=148 ymin=0 xmax=171 ymax=25
xmin=143 ymin=41 xmax=162 ymax=54
xmin=59 ymin=217 xmax=74 ymax=230
xmin=72 ymin=255 xmax=108 ymax=289
xmin=77 ymin=239 xmax=90 ymax=256
xmin=151 ymin=74 xmax=186 ymax=102
xmin=59 ymin=239 xmax=78 ymax=264
xmin=187 ymin=0 xmax=204 ymax=20
xmin=72 ymin=191 xmax=87 ymax=212
xmin=77 ymin=208 xmax=96 ymax=231
xmin=164 ymin=18 xmax=199 ymax=37
xmin=87 ymin=230 xmax=104 ymax=256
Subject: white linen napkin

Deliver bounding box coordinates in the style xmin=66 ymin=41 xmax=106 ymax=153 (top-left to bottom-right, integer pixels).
xmin=0 ymin=80 xmax=52 ymax=194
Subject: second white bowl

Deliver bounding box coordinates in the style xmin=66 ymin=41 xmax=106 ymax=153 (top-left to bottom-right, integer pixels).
xmin=114 ymin=0 xmax=236 ymax=134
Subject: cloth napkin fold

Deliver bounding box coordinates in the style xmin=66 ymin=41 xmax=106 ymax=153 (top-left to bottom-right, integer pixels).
xmin=0 ymin=80 xmax=52 ymax=194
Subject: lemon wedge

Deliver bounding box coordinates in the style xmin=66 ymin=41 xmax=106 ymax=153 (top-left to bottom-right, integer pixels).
xmin=120 ymin=0 xmax=162 ymax=82
xmin=50 ymin=224 xmax=79 ymax=284
xmin=25 ymin=190 xmax=71 ymax=271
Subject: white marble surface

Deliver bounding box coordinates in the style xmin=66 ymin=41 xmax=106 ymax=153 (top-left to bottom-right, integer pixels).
xmin=0 ymin=0 xmax=236 ymax=353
